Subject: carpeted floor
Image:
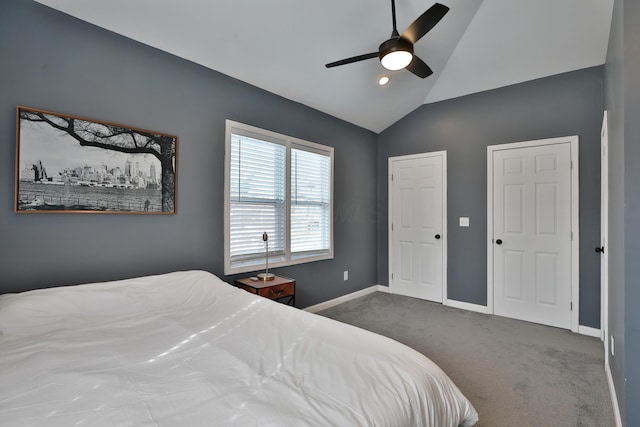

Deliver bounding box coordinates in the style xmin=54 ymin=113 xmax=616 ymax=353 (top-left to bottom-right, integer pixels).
xmin=317 ymin=292 xmax=614 ymax=427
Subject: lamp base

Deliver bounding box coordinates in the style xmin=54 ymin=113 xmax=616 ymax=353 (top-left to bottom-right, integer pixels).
xmin=257 ymin=272 xmax=275 ymax=281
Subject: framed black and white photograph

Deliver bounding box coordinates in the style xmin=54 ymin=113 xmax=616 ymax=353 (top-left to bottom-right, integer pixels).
xmin=15 ymin=106 xmax=177 ymax=214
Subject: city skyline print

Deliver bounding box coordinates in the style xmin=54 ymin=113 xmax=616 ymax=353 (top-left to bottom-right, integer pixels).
xmin=15 ymin=106 xmax=177 ymax=214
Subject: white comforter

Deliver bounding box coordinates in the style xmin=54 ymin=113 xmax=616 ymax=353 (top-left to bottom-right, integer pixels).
xmin=0 ymin=270 xmax=478 ymax=426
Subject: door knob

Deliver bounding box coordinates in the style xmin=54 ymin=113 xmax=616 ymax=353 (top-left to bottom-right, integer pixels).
xmin=435 ymin=234 xmax=441 ymax=240
xmin=496 ymin=239 xmax=503 ymax=245
xmin=595 ymin=246 xmax=605 ymax=254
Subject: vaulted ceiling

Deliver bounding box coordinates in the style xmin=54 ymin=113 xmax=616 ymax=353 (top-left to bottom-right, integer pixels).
xmin=35 ymin=0 xmax=613 ymax=133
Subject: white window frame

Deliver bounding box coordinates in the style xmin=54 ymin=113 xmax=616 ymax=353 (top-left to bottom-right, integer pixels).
xmin=224 ymin=120 xmax=334 ymax=275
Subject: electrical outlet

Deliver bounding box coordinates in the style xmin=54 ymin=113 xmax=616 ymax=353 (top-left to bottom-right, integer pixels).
xmin=343 ymin=270 xmax=349 ymax=281
xmin=611 ymin=335 xmax=615 ymax=356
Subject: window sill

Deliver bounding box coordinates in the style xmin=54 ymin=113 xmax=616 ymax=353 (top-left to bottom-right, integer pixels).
xmin=225 ymin=252 xmax=333 ymax=276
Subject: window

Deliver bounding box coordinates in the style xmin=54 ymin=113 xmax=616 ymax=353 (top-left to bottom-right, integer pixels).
xmin=224 ymin=120 xmax=334 ymax=275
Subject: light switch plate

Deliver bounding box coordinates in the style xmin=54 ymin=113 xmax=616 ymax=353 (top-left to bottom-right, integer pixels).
xmin=459 ymin=217 xmax=470 ymax=227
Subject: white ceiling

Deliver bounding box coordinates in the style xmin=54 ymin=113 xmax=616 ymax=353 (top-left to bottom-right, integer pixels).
xmin=34 ymin=0 xmax=613 ymax=134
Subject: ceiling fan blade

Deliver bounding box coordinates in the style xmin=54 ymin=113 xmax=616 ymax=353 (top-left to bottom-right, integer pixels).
xmin=325 ymin=52 xmax=379 ymax=68
xmin=406 ymin=55 xmax=433 ymax=78
xmin=401 ymin=3 xmax=449 ymax=44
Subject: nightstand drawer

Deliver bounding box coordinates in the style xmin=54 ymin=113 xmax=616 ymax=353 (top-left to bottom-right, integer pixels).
xmin=234 ymin=276 xmax=296 ymax=306
xmin=258 ymin=281 xmax=294 ymax=299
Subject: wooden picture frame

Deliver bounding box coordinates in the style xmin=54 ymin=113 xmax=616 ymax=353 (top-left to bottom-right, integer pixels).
xmin=15 ymin=106 xmax=177 ymax=214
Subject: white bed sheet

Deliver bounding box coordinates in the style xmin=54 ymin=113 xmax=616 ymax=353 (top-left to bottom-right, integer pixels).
xmin=0 ymin=270 xmax=478 ymax=426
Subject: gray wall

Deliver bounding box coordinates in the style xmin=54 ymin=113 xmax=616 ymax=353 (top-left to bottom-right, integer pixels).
xmin=377 ymin=67 xmax=604 ymax=328
xmin=623 ymin=0 xmax=640 ymax=421
xmin=604 ymin=0 xmax=626 ymax=422
xmin=605 ymin=0 xmax=640 ymax=424
xmin=0 ymin=0 xmax=379 ymax=308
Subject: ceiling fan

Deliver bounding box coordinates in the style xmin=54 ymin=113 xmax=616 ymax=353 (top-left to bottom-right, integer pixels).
xmin=325 ymin=1 xmax=449 ymax=78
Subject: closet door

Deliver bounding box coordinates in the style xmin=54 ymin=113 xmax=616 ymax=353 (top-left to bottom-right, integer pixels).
xmin=389 ymin=151 xmax=446 ymax=303
xmin=491 ymin=142 xmax=572 ymax=329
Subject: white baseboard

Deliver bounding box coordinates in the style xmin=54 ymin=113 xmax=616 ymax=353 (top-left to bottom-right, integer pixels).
xmin=445 ymin=299 xmax=488 ymax=314
xmin=578 ymin=325 xmax=601 ymax=338
xmin=304 ymin=285 xmax=389 ymax=313
xmin=605 ymin=361 xmax=623 ymax=427
xmin=308 ymin=290 xmax=605 ymax=340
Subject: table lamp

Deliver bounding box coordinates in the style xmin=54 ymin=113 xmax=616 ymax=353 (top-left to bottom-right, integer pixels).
xmin=257 ymin=231 xmax=275 ymax=281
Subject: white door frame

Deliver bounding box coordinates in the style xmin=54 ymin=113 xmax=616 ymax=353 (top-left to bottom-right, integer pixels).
xmin=600 ymin=111 xmax=610 ymax=361
xmin=388 ymin=151 xmax=448 ymax=303
xmin=487 ymin=136 xmax=580 ymax=332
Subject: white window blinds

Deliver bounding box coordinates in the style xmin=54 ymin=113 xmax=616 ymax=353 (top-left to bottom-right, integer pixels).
xmin=291 ymin=147 xmax=331 ymax=256
xmin=225 ymin=120 xmax=334 ymax=275
xmin=229 ymin=134 xmax=286 ymax=265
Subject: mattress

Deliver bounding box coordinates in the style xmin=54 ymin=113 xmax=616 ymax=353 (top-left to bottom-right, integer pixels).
xmin=0 ymin=270 xmax=478 ymax=426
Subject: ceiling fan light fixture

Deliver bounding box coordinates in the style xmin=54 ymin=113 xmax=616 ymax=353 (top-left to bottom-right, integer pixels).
xmin=381 ymin=50 xmax=413 ymax=70
xmin=379 ymin=38 xmax=414 ymax=71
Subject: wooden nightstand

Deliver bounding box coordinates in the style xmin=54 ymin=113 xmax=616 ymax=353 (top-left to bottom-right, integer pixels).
xmin=234 ymin=275 xmax=295 ymax=307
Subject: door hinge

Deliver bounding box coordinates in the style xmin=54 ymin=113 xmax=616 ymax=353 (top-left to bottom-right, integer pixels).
xmin=571 ymin=302 xmax=573 ymax=311
xmin=391 ymin=223 xmax=394 ymax=231
xmin=571 ymin=231 xmax=573 ymax=240
xmin=571 ymin=161 xmax=573 ymax=170
xmin=391 ymin=174 xmax=394 ymax=181
xmin=391 ymin=273 xmax=394 ymax=280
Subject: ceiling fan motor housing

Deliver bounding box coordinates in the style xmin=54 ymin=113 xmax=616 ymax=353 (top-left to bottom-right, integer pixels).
xmin=379 ymin=37 xmax=413 ymax=59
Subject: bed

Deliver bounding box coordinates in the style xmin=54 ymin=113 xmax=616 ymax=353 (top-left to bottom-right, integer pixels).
xmin=0 ymin=270 xmax=478 ymax=426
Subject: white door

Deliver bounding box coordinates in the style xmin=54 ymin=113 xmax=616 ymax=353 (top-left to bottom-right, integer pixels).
xmin=600 ymin=111 xmax=610 ymax=360
xmin=389 ymin=152 xmax=446 ymax=302
xmin=491 ymin=142 xmax=573 ymax=329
